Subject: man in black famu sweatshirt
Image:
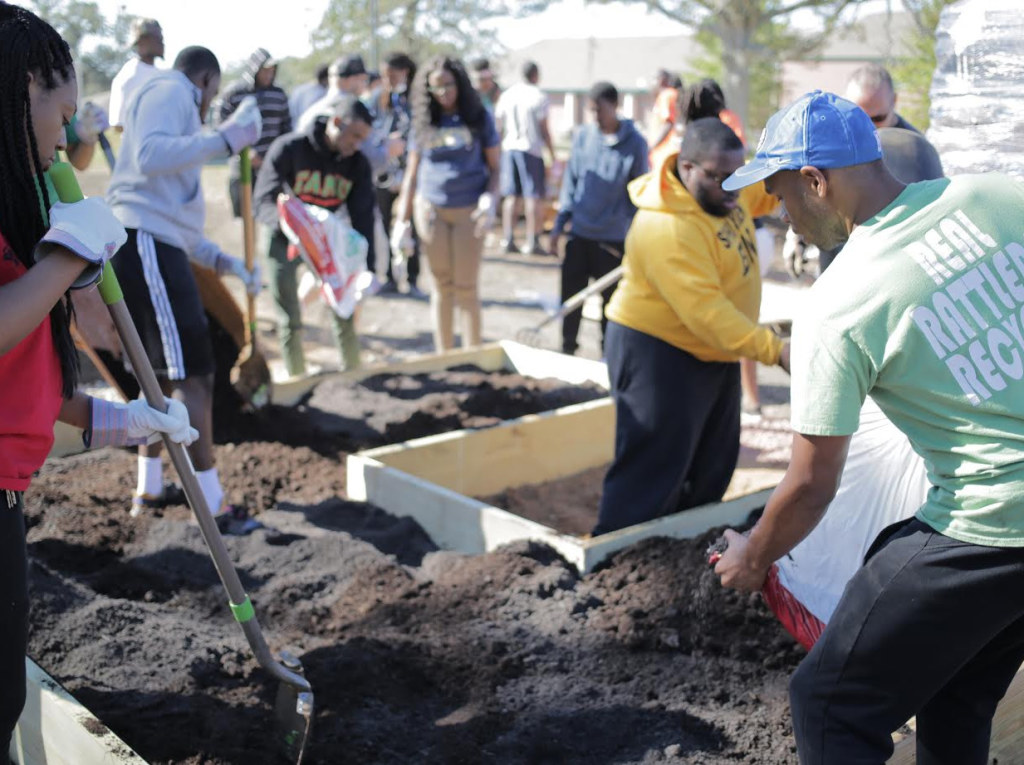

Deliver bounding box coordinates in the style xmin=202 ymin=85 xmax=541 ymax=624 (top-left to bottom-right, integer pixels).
xmin=253 ymin=94 xmax=375 ymax=377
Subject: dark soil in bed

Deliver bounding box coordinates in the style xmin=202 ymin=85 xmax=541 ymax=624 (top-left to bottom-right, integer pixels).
xmin=26 ymin=367 xmax=802 ymax=764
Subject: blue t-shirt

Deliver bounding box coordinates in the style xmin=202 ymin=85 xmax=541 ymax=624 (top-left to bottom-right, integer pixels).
xmin=413 ymin=111 xmax=499 ymax=208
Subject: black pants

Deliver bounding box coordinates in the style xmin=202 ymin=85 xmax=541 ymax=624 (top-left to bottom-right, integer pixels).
xmin=560 ymin=236 xmax=622 ymax=355
xmin=375 ymin=186 xmax=420 ymax=286
xmin=791 ymin=518 xmax=1024 ymax=764
xmin=1 ymin=490 xmax=28 ymax=754
xmin=595 ymin=322 xmax=740 ymax=535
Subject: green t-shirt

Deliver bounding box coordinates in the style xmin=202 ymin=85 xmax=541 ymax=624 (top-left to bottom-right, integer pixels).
xmin=791 ymin=174 xmax=1024 ymax=547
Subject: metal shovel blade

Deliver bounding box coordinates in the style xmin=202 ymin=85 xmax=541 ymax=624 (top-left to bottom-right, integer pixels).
xmin=274 ymin=651 xmax=313 ymax=763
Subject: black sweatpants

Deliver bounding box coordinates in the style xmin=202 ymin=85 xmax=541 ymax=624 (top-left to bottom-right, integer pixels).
xmin=1 ymin=490 xmax=28 ymax=754
xmin=595 ymin=322 xmax=740 ymax=535
xmin=560 ymin=236 xmax=622 ymax=355
xmin=791 ymin=518 xmax=1024 ymax=764
xmin=375 ymin=186 xmax=420 ymax=286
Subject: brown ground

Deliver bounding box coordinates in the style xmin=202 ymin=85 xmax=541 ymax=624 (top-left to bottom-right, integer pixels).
xmin=478 ymin=413 xmax=793 ymax=537
xmin=27 ymin=370 xmax=802 ymax=765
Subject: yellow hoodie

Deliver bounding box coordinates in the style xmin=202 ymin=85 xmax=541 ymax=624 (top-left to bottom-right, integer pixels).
xmin=606 ymin=150 xmax=783 ymax=365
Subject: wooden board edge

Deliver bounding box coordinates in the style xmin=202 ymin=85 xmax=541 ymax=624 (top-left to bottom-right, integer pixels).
xmin=12 ymin=657 xmax=146 ymax=765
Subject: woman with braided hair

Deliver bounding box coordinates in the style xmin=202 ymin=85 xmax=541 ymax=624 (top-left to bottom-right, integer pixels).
xmin=0 ymin=5 xmax=197 ymax=748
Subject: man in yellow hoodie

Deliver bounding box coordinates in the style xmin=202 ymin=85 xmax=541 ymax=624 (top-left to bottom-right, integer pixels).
xmin=596 ymin=117 xmax=789 ymax=535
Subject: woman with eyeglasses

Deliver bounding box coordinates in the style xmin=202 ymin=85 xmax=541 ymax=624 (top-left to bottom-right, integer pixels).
xmin=392 ymin=56 xmax=501 ymax=351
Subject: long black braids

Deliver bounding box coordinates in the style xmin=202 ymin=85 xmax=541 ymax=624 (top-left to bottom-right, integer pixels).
xmin=0 ymin=3 xmax=79 ymax=398
xmin=410 ymin=56 xmax=487 ymax=149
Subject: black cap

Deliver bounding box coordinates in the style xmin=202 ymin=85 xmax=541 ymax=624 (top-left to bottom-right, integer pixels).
xmin=329 ymin=54 xmax=367 ymax=79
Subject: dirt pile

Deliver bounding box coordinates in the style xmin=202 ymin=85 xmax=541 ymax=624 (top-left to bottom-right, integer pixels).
xmin=26 ymin=368 xmax=803 ymax=764
xmin=214 ymin=365 xmax=607 ymax=453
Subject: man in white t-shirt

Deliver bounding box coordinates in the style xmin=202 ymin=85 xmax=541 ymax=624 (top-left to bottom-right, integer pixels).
xmin=495 ymin=60 xmax=555 ymax=255
xmin=108 ymin=18 xmax=164 ymax=132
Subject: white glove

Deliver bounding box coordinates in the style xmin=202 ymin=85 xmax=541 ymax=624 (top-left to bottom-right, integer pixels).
xmin=219 ymin=96 xmax=263 ymax=155
xmin=217 ymin=253 xmax=262 ymax=296
xmin=36 ymin=198 xmax=127 ymax=289
xmin=74 ymin=102 xmax=109 ymax=145
xmin=390 ymin=219 xmax=414 ymax=257
xmin=87 ymin=397 xmax=198 ymax=448
xmin=782 ymin=227 xmax=808 ymax=279
xmin=470 ymin=192 xmax=496 ymax=238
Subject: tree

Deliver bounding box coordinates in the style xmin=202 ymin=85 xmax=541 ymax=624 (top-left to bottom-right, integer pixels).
xmin=32 ymin=0 xmax=136 ymax=96
xmin=889 ymin=0 xmax=960 ymax=130
xmin=312 ymin=0 xmax=547 ymax=67
xmin=595 ymin=0 xmax=869 ymax=132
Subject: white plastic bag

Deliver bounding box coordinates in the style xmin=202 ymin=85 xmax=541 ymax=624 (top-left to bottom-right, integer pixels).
xmin=276 ymin=194 xmax=372 ymax=319
xmin=773 ymin=398 xmax=929 ymax=630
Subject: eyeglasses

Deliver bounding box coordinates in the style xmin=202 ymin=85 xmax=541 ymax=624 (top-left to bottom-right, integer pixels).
xmin=697 ymin=165 xmax=733 ymax=187
xmin=429 ymin=84 xmax=456 ymax=96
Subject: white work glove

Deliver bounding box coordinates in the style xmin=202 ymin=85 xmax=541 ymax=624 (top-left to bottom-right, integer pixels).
xmin=782 ymin=227 xmax=808 ymax=279
xmin=219 ymin=96 xmax=263 ymax=155
xmin=471 ymin=192 xmax=496 ymax=238
xmin=216 ymin=252 xmax=262 ymax=296
xmin=36 ymin=198 xmax=127 ymax=289
xmin=389 ymin=219 xmax=414 ymax=283
xmin=86 ymin=397 xmax=198 ymax=448
xmin=74 ymin=102 xmax=109 ymax=145
xmin=390 ymin=219 xmax=414 ymax=258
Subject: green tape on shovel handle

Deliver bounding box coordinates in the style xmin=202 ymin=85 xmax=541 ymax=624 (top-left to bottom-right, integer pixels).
xmin=97 ymin=262 xmax=124 ymax=305
xmin=47 ymin=161 xmax=84 ymax=203
xmin=240 ymin=147 xmax=252 ymax=186
xmin=47 ymin=162 xmax=126 ymax=306
xmin=230 ymin=595 xmax=255 ymax=624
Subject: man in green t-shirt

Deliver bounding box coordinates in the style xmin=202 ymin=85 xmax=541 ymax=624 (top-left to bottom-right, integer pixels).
xmin=714 ymin=90 xmax=1024 ymax=764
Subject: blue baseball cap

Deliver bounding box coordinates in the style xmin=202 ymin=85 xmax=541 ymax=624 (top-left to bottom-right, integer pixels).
xmin=722 ymin=90 xmax=883 ymax=191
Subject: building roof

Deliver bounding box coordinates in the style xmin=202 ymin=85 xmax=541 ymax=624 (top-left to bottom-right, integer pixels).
xmin=807 ymin=10 xmax=918 ymax=61
xmin=497 ymin=11 xmax=916 ymax=94
xmin=497 ymin=35 xmax=697 ymax=94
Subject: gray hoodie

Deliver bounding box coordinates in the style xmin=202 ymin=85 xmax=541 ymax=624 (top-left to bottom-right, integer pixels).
xmin=106 ymin=69 xmax=231 ymax=267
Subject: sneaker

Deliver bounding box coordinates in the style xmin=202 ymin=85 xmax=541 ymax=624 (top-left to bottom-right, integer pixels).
xmin=377 ymin=279 xmax=399 ymax=295
xmin=130 ymin=481 xmax=187 ymax=518
xmin=521 ymin=239 xmax=551 ymax=257
xmin=406 ymin=284 xmax=428 ymax=300
xmin=213 ymin=505 xmax=264 ymax=536
xmin=501 ymin=238 xmax=518 ymax=254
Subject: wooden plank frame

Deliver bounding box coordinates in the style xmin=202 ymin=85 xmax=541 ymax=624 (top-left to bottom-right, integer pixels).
xmin=347 ymin=397 xmax=771 ymax=573
xmin=51 ymin=340 xmax=610 ymax=458
xmin=11 ymin=658 xmax=145 ymax=765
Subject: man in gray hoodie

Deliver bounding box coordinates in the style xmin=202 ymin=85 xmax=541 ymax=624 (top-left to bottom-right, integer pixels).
xmin=107 ymin=45 xmax=262 ymax=534
xmin=550 ymin=81 xmax=649 ymax=355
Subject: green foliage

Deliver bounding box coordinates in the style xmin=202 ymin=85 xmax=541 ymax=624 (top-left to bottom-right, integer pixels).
xmin=31 ymin=0 xmax=137 ymax=96
xmin=889 ymin=0 xmax=960 ymax=131
xmin=591 ymin=0 xmax=866 ymax=132
xmin=311 ymin=0 xmax=548 ymax=66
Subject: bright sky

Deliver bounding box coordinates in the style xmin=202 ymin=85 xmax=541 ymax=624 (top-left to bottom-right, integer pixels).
xmin=93 ymin=0 xmax=890 ymax=69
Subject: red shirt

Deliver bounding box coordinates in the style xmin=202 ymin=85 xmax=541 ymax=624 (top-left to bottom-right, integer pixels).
xmin=0 ymin=231 xmax=64 ymax=490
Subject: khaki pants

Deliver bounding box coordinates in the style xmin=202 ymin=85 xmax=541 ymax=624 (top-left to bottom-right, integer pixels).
xmin=414 ymin=195 xmax=484 ymax=351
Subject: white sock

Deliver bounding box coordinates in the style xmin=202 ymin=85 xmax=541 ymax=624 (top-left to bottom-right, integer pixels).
xmin=137 ymin=456 xmax=163 ymax=497
xmin=196 ymin=467 xmax=225 ymax=516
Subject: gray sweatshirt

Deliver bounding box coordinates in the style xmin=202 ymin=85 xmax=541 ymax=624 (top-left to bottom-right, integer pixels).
xmin=107 ymin=70 xmax=232 ymax=268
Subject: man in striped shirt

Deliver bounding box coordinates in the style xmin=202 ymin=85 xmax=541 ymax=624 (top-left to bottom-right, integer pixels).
xmin=215 ymin=47 xmax=292 ymax=217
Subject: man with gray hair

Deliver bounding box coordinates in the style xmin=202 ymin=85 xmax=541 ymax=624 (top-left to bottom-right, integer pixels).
xmin=845 ymin=63 xmax=920 ymax=133
xmin=108 ymin=17 xmax=164 ymax=131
